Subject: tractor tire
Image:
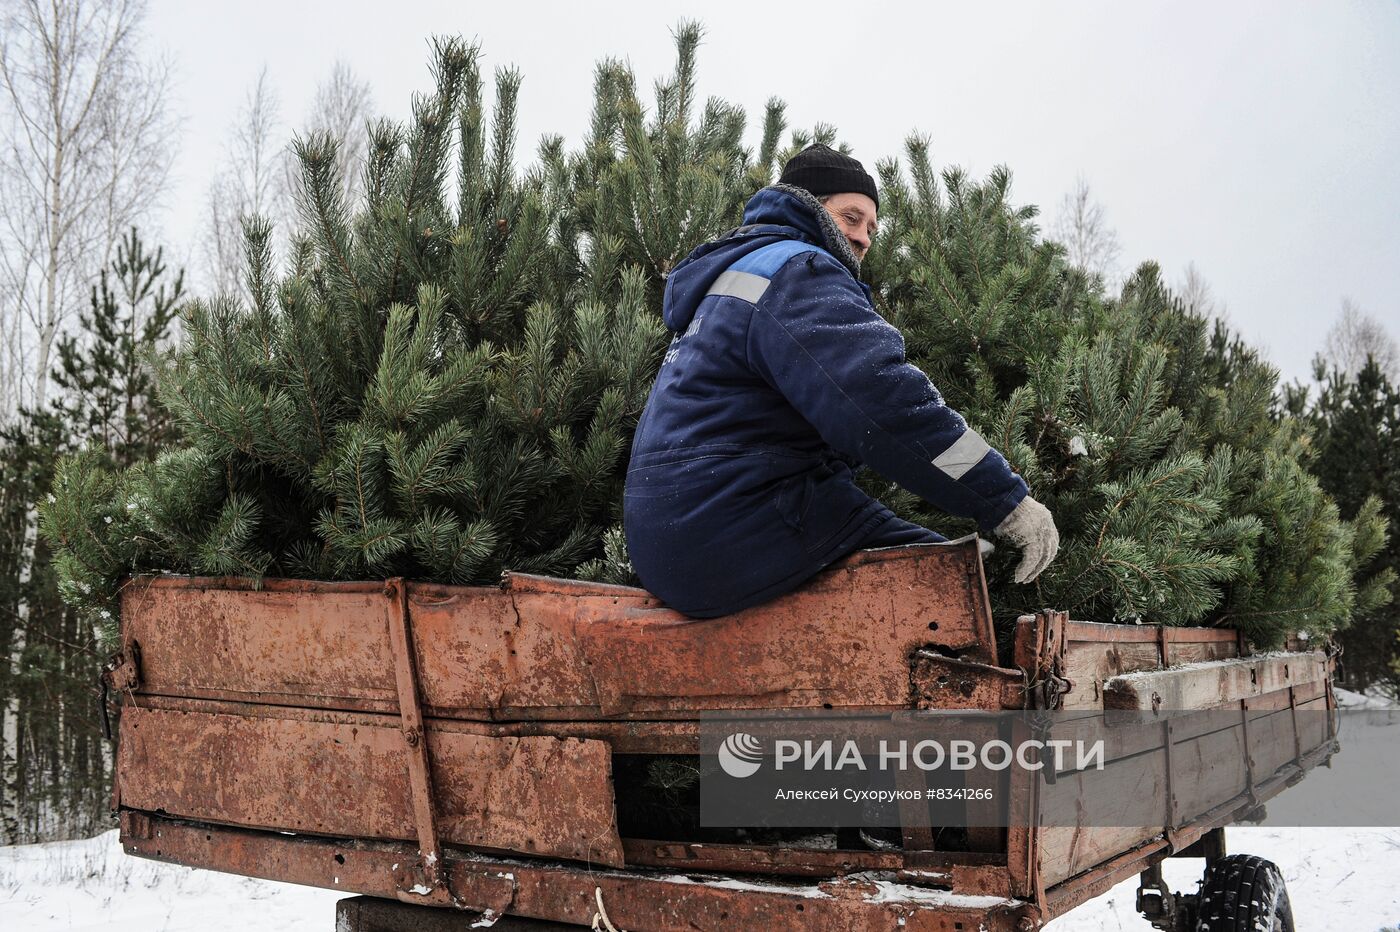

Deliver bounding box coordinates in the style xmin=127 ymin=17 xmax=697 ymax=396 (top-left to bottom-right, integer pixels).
xmin=1196 ymin=854 xmax=1295 ymax=932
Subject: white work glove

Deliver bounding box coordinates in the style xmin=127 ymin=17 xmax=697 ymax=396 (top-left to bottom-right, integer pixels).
xmin=993 ymin=495 xmax=1059 ymax=584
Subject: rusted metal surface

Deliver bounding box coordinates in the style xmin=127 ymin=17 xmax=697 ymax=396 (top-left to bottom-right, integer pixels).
xmin=122 ymin=812 xmax=1041 ymax=931
xmin=504 ymin=543 xmax=994 ymax=714
xmin=384 ymin=577 xmax=454 ymax=905
xmin=131 ymin=692 xmax=704 ymax=754
xmin=116 ymin=705 xmax=625 ymax=867
xmin=119 ymin=578 xmax=398 ymax=709
xmin=896 ymin=861 xmax=1017 ymax=899
xmin=101 ymin=641 xmax=142 ymax=692
xmin=910 ymin=651 xmax=1026 ymax=710
xmin=893 ymin=763 xmax=937 ymax=854
xmin=407 ymin=579 xmax=601 ymax=719
xmin=620 ymin=839 xmax=902 ymax=876
xmin=337 ymin=895 xmax=586 ymax=930
xmin=99 ymin=641 xmax=142 ymax=744
xmin=1015 ymin=612 xmax=1071 ymax=711
xmin=111 ymin=546 xmax=1342 ymax=929
xmin=122 ymin=540 xmax=998 ymax=720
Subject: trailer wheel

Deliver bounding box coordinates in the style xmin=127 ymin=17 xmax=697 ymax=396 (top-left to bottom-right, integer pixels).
xmin=1196 ymin=854 xmax=1294 ymax=932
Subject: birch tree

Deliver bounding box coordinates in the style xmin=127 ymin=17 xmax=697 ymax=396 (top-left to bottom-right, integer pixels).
xmin=0 ymin=0 xmax=171 ymax=839
xmin=202 ymin=66 xmax=288 ymax=299
xmin=1178 ymin=261 xmax=1226 ymax=320
xmin=0 ymin=0 xmax=174 ymax=412
xmin=1324 ymin=298 xmax=1399 ymax=381
xmin=305 ymin=59 xmax=374 ymax=206
xmin=1051 ymin=175 xmax=1121 ymax=283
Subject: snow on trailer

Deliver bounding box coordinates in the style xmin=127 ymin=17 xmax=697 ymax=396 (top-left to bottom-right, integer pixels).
xmin=101 ymin=538 xmax=1336 ymax=930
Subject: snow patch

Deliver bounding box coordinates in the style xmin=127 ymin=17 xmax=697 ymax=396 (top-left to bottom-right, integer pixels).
xmin=1042 ymin=825 xmax=1400 ymax=930
xmin=1335 ymin=685 xmax=1398 ymax=710
xmin=1107 ymin=651 xmax=1324 ymax=686
xmin=469 ymin=907 xmax=499 ymax=927
xmin=651 ymin=870 xmax=1017 ymax=910
xmin=651 ymin=872 xmax=830 ymax=899
xmin=0 ymin=829 xmax=341 ymax=930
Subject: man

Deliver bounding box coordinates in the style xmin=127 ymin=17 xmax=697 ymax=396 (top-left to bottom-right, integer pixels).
xmin=624 ymin=144 xmax=1058 ymax=617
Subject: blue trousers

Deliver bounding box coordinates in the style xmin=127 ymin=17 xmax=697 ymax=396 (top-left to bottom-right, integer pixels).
xmin=854 ymin=513 xmax=946 ymax=549
xmin=675 ymin=512 xmax=945 ymax=618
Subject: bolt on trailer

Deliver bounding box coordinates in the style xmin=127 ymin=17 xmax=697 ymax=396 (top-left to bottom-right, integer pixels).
xmin=104 ymin=537 xmax=1334 ymax=930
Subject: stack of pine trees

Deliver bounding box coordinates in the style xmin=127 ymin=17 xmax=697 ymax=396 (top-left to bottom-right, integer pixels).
xmin=863 ymin=145 xmax=1391 ymax=644
xmin=43 ymin=26 xmax=1391 ymax=651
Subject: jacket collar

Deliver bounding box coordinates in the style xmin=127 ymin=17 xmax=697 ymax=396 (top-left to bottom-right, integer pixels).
xmin=739 ymin=184 xmax=863 ymax=278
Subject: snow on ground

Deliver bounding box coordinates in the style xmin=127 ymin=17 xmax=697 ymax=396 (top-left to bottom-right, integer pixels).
xmin=3 ymin=688 xmax=1396 ymax=930
xmin=0 ymin=830 xmax=341 ymax=931
xmin=1044 ymin=825 xmax=1400 ymax=931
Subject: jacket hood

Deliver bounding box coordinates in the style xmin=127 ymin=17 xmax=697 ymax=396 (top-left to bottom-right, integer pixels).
xmin=661 ymin=184 xmax=862 ymax=334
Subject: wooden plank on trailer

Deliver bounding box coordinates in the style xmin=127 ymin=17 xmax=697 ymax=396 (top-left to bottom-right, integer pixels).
xmin=1044 ymin=624 xmax=1241 ymax=710
xmin=116 ymin=706 xmax=625 ymax=867
xmin=1063 ymin=622 xmax=1237 ymax=645
xmin=1041 ymin=714 xmax=1165 ymax=772
xmin=1247 ymin=707 xmax=1297 ymax=781
xmin=1037 ymin=748 xmax=1168 ymax=887
xmin=1052 ymin=705 xmax=1251 ymax=772
xmin=1296 ymin=695 xmax=1331 ymax=753
xmin=1060 ymin=641 xmax=1162 ymax=709
xmin=1038 ymin=823 xmax=1164 ymax=888
xmin=1293 ymin=679 xmax=1328 ymax=704
xmin=1244 ymin=689 xmax=1294 ymax=712
xmin=1161 ymin=628 xmax=1240 ymax=644
xmin=1169 ymin=641 xmax=1238 ymax=664
xmin=1102 ymin=653 xmax=1328 ymax=712
xmin=1171 ymin=722 xmax=1249 ymax=824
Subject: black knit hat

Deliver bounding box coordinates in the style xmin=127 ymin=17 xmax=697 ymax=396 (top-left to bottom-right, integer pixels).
xmin=778 ymin=144 xmax=879 ymax=209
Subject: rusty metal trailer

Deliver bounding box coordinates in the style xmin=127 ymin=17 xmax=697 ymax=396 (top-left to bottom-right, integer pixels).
xmin=102 ymin=539 xmax=1336 ymax=930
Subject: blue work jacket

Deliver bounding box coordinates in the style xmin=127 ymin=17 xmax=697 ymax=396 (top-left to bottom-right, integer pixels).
xmin=624 ymin=185 xmax=1028 ymax=617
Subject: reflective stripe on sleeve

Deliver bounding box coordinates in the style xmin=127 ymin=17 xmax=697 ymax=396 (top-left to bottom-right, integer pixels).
xmin=932 ymin=429 xmax=992 ymax=480
xmin=706 ymin=269 xmax=770 ymax=303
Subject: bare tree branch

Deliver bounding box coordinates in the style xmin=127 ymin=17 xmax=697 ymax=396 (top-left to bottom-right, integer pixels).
xmin=1323 ymin=298 xmax=1399 ymax=380
xmin=1176 ymin=261 xmax=1229 ymax=322
xmin=0 ymin=0 xmax=173 ymax=414
xmin=201 ymin=65 xmax=289 ymax=300
xmin=1051 ymin=175 xmax=1121 ymax=284
xmin=305 ymin=59 xmax=374 ymax=206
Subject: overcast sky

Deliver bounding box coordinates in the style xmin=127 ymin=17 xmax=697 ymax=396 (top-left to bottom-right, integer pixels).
xmin=143 ymin=0 xmax=1399 ymax=385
